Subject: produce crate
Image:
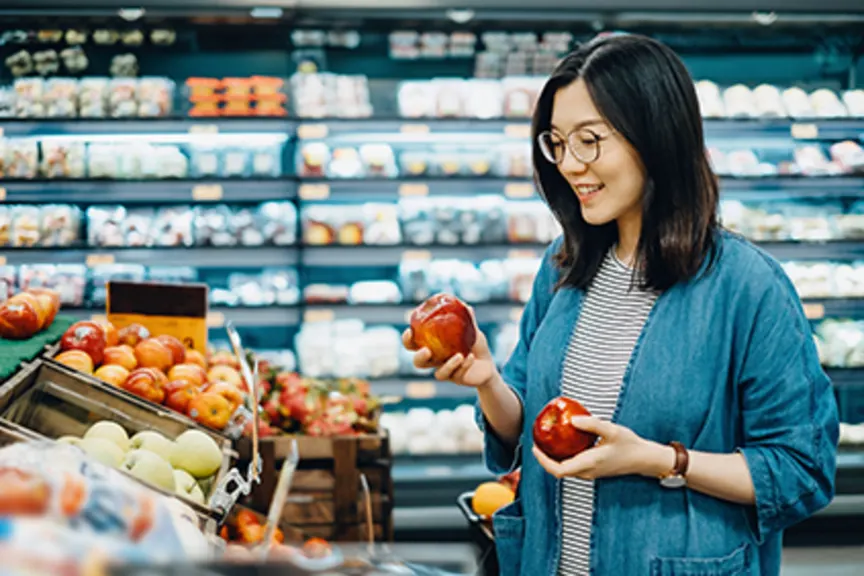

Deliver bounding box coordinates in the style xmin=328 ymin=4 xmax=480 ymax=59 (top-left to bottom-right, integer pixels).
xmin=41 ymin=342 xmax=233 ymax=441
xmin=239 ymin=433 xmax=394 ymax=543
xmin=0 ymin=358 xmax=235 ymax=526
xmin=0 ymin=315 xmax=75 ymax=380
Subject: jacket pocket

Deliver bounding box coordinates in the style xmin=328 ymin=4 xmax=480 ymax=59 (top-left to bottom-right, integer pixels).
xmin=492 ymin=499 xmax=525 ymax=576
xmin=650 ymin=542 xmax=753 ymax=576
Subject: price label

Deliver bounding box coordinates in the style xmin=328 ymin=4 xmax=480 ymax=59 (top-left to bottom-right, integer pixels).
xmin=406 ymin=381 xmax=437 ymax=399
xmin=400 ymin=124 xmax=430 ymax=134
xmin=504 ymin=124 xmax=531 ymax=139
xmin=206 ymin=311 xmax=226 ymax=328
xmin=90 ymin=314 xmax=108 ymax=324
xmin=299 ymin=183 xmax=331 ymax=200
xmin=189 ymin=124 xmax=219 ymax=135
xmin=791 ymin=123 xmax=819 ymax=140
xmin=86 ymin=254 xmax=116 ymax=267
xmin=399 ymin=183 xmax=429 ymax=197
xmin=0 ymin=187 xmax=7 ymax=201
xmin=510 ymin=307 xmax=524 ymax=322
xmin=402 ymin=250 xmax=432 ymax=261
xmin=192 ymin=184 xmax=224 ymax=201
xmin=0 ymin=256 xmax=7 ymax=266
xmin=803 ymin=302 xmax=825 ymax=320
xmin=508 ymin=249 xmax=538 ymax=260
xmin=504 ymin=183 xmax=534 ymax=198
xmin=297 ymin=124 xmax=329 ymax=139
xmin=304 ymin=309 xmax=335 ymax=323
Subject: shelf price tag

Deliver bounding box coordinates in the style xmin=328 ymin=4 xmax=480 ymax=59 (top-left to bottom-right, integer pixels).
xmin=406 ymin=381 xmax=437 ymax=399
xmin=803 ymin=302 xmax=825 ymax=320
xmin=189 ymin=124 xmax=219 ymax=135
xmin=504 ymin=183 xmax=534 ymax=198
xmin=508 ymin=249 xmax=538 ymax=260
xmin=399 ymin=183 xmax=429 ymax=197
xmin=0 ymin=187 xmax=6 ymax=201
xmin=400 ymin=124 xmax=430 ymax=134
xmin=192 ymin=184 xmax=224 ymax=201
xmin=304 ymin=309 xmax=335 ymax=323
xmin=0 ymin=256 xmax=7 ymax=266
xmin=401 ymin=249 xmax=432 ymax=261
xmin=504 ymin=124 xmax=531 ymax=139
xmin=206 ymin=311 xmax=226 ymax=328
xmin=86 ymin=254 xmax=116 ymax=267
xmin=791 ymin=123 xmax=819 ymax=140
xmin=299 ymin=183 xmax=331 ymax=200
xmin=297 ymin=124 xmax=329 ymax=139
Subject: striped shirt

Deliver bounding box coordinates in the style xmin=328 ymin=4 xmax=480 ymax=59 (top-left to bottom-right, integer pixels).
xmin=557 ymin=249 xmax=658 ymax=576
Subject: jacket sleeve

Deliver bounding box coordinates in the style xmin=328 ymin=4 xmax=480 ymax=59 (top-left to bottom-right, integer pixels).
xmin=475 ymin=238 xmax=561 ymax=475
xmin=736 ymin=260 xmax=839 ymax=543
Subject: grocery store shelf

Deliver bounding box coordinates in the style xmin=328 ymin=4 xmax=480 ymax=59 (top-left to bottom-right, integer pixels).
xmin=756 ymin=241 xmax=864 ymax=261
xmin=63 ymin=305 xmax=301 ymax=327
xmin=802 ymin=298 xmax=864 ymax=320
xmin=302 ymin=243 xmax=548 ymax=266
xmin=303 ymin=301 xmax=523 ymax=324
xmin=0 ymin=246 xmax=298 ymax=267
xmin=371 ymin=377 xmax=478 ymax=399
xmin=703 ymin=118 xmax=864 ymax=141
xmin=0 ymin=117 xmax=294 ymax=137
xmin=0 ymin=179 xmax=296 ymax=204
xmin=721 ymin=177 xmax=864 ymax=199
xmin=298 ymin=178 xmax=538 ymax=200
xmin=826 ymin=368 xmax=864 ymax=387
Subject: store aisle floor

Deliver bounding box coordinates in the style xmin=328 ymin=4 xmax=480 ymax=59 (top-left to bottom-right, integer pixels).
xmin=782 ymin=548 xmax=864 ymax=575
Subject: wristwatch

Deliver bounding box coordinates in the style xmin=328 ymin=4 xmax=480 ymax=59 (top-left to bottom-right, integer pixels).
xmin=659 ymin=441 xmax=689 ymax=489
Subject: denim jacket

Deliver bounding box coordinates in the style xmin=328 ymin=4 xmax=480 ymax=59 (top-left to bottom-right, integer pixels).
xmin=476 ymin=231 xmax=838 ymax=576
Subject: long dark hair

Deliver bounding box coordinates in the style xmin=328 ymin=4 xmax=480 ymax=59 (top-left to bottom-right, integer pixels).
xmin=532 ymin=34 xmax=719 ymax=292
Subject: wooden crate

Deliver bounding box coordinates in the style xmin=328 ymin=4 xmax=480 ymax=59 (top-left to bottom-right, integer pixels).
xmin=0 ymin=359 xmax=235 ymax=526
xmin=239 ymin=434 xmax=394 ymax=543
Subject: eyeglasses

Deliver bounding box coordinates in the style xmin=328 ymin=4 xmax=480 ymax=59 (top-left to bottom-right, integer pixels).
xmin=537 ymin=127 xmax=614 ymax=165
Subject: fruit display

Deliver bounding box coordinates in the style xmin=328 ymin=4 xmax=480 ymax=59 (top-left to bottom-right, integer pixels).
xmin=409 ymin=293 xmax=477 ymax=365
xmin=0 ymin=287 xmax=62 ymax=340
xmin=54 ymin=320 xmax=250 ymax=433
xmin=533 ymin=397 xmax=597 ymax=462
xmin=60 ymin=421 xmax=223 ymax=505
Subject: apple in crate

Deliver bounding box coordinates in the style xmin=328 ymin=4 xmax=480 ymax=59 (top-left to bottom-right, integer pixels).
xmin=168 ymin=363 xmax=208 ymax=388
xmin=103 ymin=345 xmax=138 ymax=371
xmin=164 ymin=380 xmax=200 ymax=414
xmin=55 ymin=350 xmax=95 ymax=374
xmin=207 ymin=365 xmax=243 ymax=389
xmin=135 ymin=338 xmax=173 ymax=373
xmin=409 ymin=293 xmax=477 ymax=365
xmin=156 ymin=334 xmax=186 ymax=366
xmin=92 ymin=318 xmax=119 ymax=347
xmin=533 ymin=397 xmax=597 ymax=462
xmin=209 ymin=350 xmax=240 ymax=370
xmin=123 ymin=368 xmax=166 ymax=404
xmin=0 ymin=298 xmax=41 ymax=339
xmin=206 ymin=381 xmax=244 ymax=412
xmin=60 ymin=321 xmax=107 ymax=365
xmin=93 ymin=364 xmax=130 ymax=387
xmin=188 ymin=392 xmax=232 ymax=430
xmin=9 ymin=293 xmax=49 ymax=332
xmin=26 ymin=288 xmax=60 ymax=328
xmin=118 ymin=323 xmax=150 ymax=347
xmin=184 ymin=349 xmax=207 ymax=369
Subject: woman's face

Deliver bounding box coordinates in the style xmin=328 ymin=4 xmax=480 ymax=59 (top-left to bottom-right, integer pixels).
xmin=550 ymin=79 xmax=646 ymax=229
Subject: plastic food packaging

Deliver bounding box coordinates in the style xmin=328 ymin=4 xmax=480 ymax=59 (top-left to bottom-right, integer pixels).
xmin=194 ymin=205 xmax=237 ymax=247
xmin=11 ymin=205 xmax=41 ymax=247
xmin=0 ymin=206 xmax=10 ymax=246
xmin=123 ymin=209 xmax=156 ymax=247
xmin=810 ymin=88 xmax=847 ymax=118
xmin=752 ymin=84 xmax=786 ymax=117
xmin=0 ymin=265 xmax=15 ymax=301
xmin=695 ymin=80 xmax=725 ymax=117
xmin=150 ymin=206 xmax=195 ymax=247
xmin=362 ymin=203 xmax=401 ymax=245
xmin=90 ymin=264 xmax=147 ymax=305
xmin=397 ymin=81 xmax=436 ymax=118
xmin=830 ymin=141 xmax=864 ymax=173
xmin=109 ymin=78 xmax=138 ymax=118
xmin=782 ymin=87 xmax=815 ymax=119
xmin=722 ymin=84 xmax=758 ymax=118
xmin=40 ymin=140 xmax=86 ymax=179
xmin=5 ymin=140 xmax=39 ymax=179
xmin=843 ymin=90 xmax=864 ymax=117
xmin=259 ymin=201 xmax=297 ymax=245
xmin=44 ymin=77 xmax=78 ymax=118
xmin=78 ymin=77 xmax=109 ymax=118
xmin=296 ymin=142 xmax=330 ymax=178
xmin=40 ymin=204 xmax=81 ymax=247
xmin=190 ymin=145 xmax=221 ymax=178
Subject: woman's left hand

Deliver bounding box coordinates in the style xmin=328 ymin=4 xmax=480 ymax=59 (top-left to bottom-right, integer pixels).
xmin=532 ymin=417 xmax=669 ymax=480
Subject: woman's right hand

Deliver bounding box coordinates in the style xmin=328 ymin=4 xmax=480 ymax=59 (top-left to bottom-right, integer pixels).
xmin=402 ymin=316 xmax=499 ymax=389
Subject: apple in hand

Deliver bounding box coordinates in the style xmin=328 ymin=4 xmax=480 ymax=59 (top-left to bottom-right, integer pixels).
xmin=61 ymin=321 xmax=107 ymax=365
xmin=118 ymin=323 xmax=150 ymax=347
xmin=135 ymin=339 xmax=173 ymax=373
xmin=533 ymin=397 xmax=598 ymax=462
xmin=123 ymin=368 xmax=166 ymax=405
xmin=409 ymin=293 xmax=477 ymax=365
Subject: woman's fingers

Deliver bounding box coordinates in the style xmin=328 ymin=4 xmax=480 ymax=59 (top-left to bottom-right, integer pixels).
xmin=402 ymin=329 xmax=418 ymax=351
xmin=412 ymin=347 xmax=434 ymax=369
xmin=434 ymin=353 xmax=465 ymax=381
xmin=449 ymin=354 xmax=476 ymax=383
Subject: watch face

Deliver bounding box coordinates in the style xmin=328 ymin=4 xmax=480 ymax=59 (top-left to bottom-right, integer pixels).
xmin=661 ymin=476 xmax=687 ymax=489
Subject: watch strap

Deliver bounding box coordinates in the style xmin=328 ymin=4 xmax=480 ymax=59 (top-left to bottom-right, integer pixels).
xmin=669 ymin=441 xmax=690 ymax=477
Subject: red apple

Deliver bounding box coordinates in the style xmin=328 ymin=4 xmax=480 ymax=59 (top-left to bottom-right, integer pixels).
xmin=118 ymin=323 xmax=150 ymax=347
xmin=26 ymin=287 xmax=61 ymax=326
xmin=188 ymin=392 xmax=232 ymax=430
xmin=134 ymin=339 xmax=173 ymax=373
xmin=123 ymin=367 xmax=166 ymax=405
xmin=60 ymin=321 xmax=107 ymax=365
xmin=206 ymin=381 xmax=244 ymax=413
xmin=184 ymin=348 xmax=208 ymax=369
xmin=164 ymin=380 xmax=200 ymax=414
xmin=92 ymin=318 xmax=119 ymax=348
xmin=208 ymin=365 xmax=243 ymax=389
xmin=103 ymin=345 xmax=138 ymax=372
xmin=156 ymin=334 xmax=186 ymax=366
xmin=0 ymin=299 xmax=41 ymax=339
xmin=93 ymin=364 xmax=130 ymax=387
xmin=532 ymin=397 xmax=597 ymax=462
xmin=409 ymin=293 xmax=477 ymax=365
xmin=9 ymin=293 xmax=48 ymax=332
xmin=54 ymin=350 xmax=95 ymax=374
xmin=168 ymin=363 xmax=208 ymax=389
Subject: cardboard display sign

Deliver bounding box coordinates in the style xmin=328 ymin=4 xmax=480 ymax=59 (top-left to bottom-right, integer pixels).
xmin=106 ymin=281 xmax=209 ymax=354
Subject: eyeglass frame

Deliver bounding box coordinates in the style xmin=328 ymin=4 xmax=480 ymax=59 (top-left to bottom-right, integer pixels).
xmin=537 ymin=125 xmax=617 ymax=165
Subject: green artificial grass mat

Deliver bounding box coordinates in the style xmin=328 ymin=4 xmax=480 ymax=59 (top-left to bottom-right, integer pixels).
xmin=0 ymin=315 xmax=75 ymax=380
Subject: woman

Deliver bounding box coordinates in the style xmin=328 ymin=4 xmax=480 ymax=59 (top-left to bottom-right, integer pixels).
xmin=403 ymin=34 xmax=838 ymax=576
